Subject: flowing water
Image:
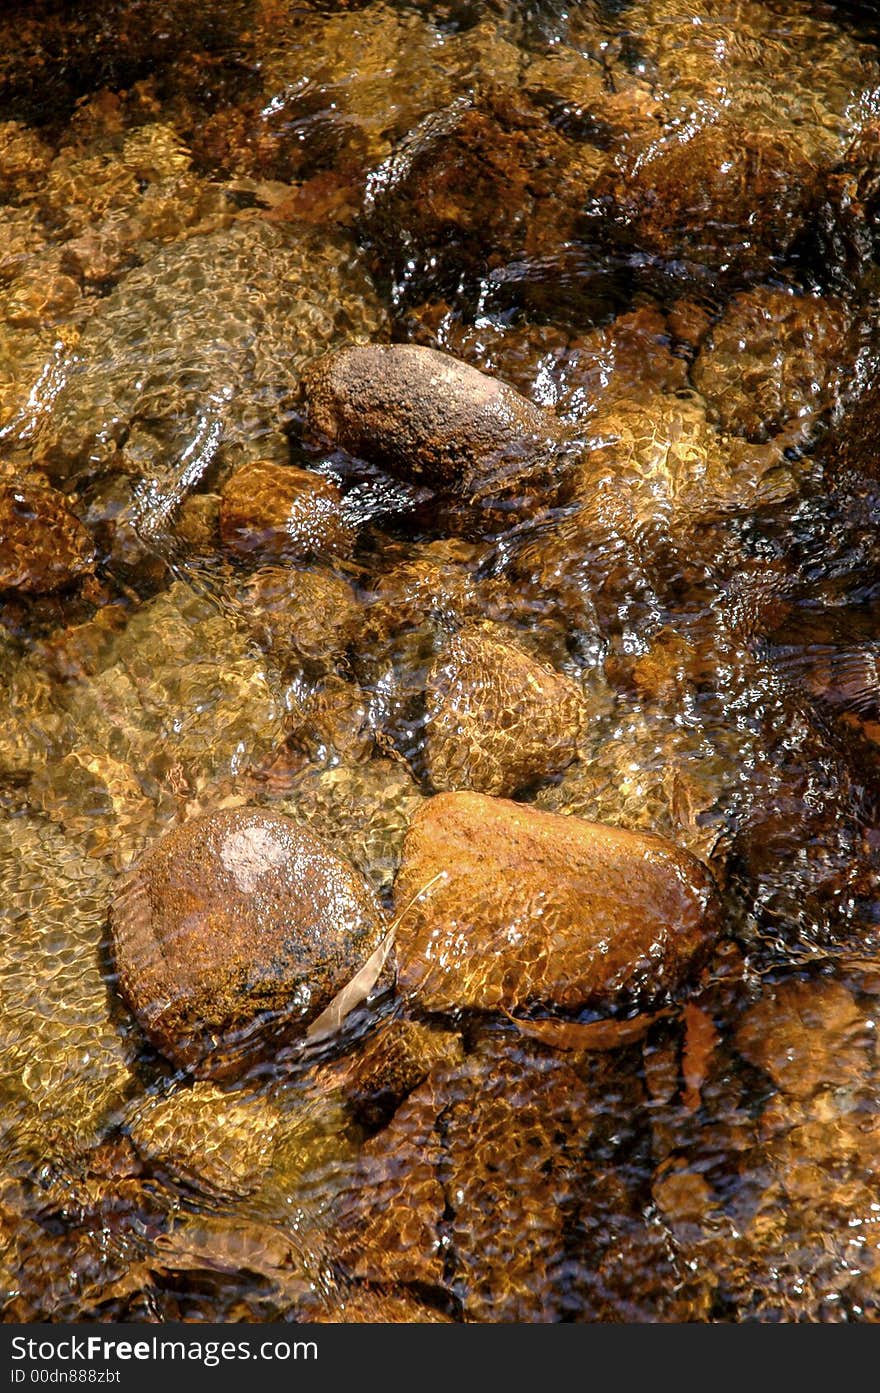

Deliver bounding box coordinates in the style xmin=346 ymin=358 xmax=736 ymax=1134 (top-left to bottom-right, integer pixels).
xmin=5 ymin=0 xmax=880 ymax=1322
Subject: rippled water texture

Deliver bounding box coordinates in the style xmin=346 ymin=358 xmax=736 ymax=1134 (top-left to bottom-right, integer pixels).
xmin=6 ymin=0 xmax=880 ymax=1322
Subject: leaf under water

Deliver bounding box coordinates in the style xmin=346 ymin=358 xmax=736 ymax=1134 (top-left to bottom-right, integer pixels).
xmin=502 ymin=1007 xmax=673 ymax=1052
xmin=305 ymin=871 xmax=447 ymax=1042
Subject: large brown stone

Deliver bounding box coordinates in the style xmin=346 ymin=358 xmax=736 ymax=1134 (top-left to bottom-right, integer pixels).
xmin=110 ymin=808 xmax=385 ymax=1077
xmin=735 ymin=979 xmax=868 ymax=1099
xmin=823 ymin=372 xmax=880 ymax=478
xmin=240 ymin=565 xmax=361 ymax=670
xmin=424 ymin=627 xmax=589 ymax=796
xmin=360 ymin=93 xmax=604 ymax=293
xmin=0 ymin=480 xmax=95 ymax=593
xmin=301 ymin=343 xmax=562 ymax=495
xmin=394 ymin=792 xmax=720 ymax=1014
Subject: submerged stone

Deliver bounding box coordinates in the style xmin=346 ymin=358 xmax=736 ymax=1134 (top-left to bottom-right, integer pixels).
xmin=126 ymin=1073 xmax=354 ymax=1211
xmin=0 ymin=480 xmax=95 ymax=593
xmin=28 ymin=217 xmax=386 ymax=545
xmin=393 ymin=791 xmax=721 ymax=1015
xmin=331 ymin=1032 xmax=663 ymax=1320
xmin=15 ymin=579 xmax=288 ymax=868
xmin=0 ymin=813 xmax=136 ymax=1166
xmin=593 ymin=120 xmax=819 ymax=279
xmin=423 ymin=626 xmax=589 ymax=796
xmin=110 ymin=807 xmax=386 ymax=1077
xmin=325 ymin=1016 xmax=464 ymax=1130
xmin=735 ymin=979 xmax=867 ymax=1100
xmin=271 ymin=757 xmax=425 ymax=901
xmin=692 ymin=288 xmax=851 ymax=443
xmin=240 ymin=565 xmax=362 ymax=671
xmin=360 ymin=92 xmax=605 ymax=295
xmin=219 ymin=460 xmax=355 ymax=563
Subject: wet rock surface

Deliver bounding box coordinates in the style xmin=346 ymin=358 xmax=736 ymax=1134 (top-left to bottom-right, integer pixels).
xmin=302 ymin=343 xmax=564 ymax=496
xmin=5 ymin=0 xmax=880 ymax=1326
xmin=423 ymin=626 xmax=589 ymax=795
xmin=0 ymin=813 xmax=136 ymax=1167
xmin=19 ymin=217 xmax=386 ymax=568
xmin=330 ymin=1028 xmax=689 ymax=1321
xmin=239 ymin=565 xmax=362 ymax=672
xmin=692 ymin=288 xmax=853 ymax=443
xmin=594 ymin=121 xmax=820 ymax=280
xmin=393 ymin=792 xmax=721 ymax=1015
xmin=110 ymin=807 xmax=386 ymax=1076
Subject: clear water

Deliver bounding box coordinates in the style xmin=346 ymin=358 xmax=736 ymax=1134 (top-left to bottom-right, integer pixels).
xmin=3 ymin=0 xmax=880 ymax=1322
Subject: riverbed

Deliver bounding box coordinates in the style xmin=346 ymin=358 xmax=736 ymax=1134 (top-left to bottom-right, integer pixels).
xmin=3 ymin=0 xmax=880 ymax=1322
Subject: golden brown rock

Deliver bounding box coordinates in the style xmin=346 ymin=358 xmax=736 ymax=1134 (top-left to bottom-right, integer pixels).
xmin=692 ymin=288 xmax=850 ymax=442
xmin=219 ymin=460 xmax=354 ymax=562
xmin=735 ymin=979 xmax=868 ymax=1099
xmin=330 ymin=1033 xmax=646 ymax=1320
xmin=424 ymin=626 xmax=589 ymax=795
xmin=110 ymin=808 xmax=385 ymax=1077
xmin=306 ymin=1287 xmax=452 ymax=1323
xmin=394 ymin=792 xmax=721 ymax=1014
xmin=360 ymin=94 xmax=605 ymax=290
xmin=302 ymin=343 xmax=562 ymax=494
xmin=328 ymin=1017 xmax=464 ymax=1128
xmin=596 ymin=121 xmax=819 ymax=278
xmin=0 ymin=481 xmax=95 ymax=593
xmin=0 ymin=121 xmax=52 ymax=188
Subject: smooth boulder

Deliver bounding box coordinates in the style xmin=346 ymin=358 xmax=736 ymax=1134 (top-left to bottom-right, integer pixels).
xmin=301 ymin=343 xmax=562 ymax=494
xmin=394 ymin=792 xmax=720 ymax=1013
xmin=110 ymin=807 xmax=385 ymax=1076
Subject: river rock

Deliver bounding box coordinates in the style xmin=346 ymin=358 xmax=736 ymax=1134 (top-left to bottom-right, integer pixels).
xmin=126 ymin=1082 xmax=281 ymax=1201
xmin=822 ymin=370 xmax=880 ymax=478
xmin=331 ymin=1030 xmax=664 ymax=1320
xmin=110 ymin=807 xmax=386 ymax=1076
xmin=352 ymin=541 xmax=486 ymax=759
xmin=404 ymin=303 xmax=689 ymax=424
xmin=692 ymin=288 xmax=851 ymax=443
xmin=502 ymin=395 xmax=796 ymax=652
xmin=271 ymin=757 xmax=425 ymax=900
xmin=0 ymin=813 xmax=136 ymax=1166
xmin=393 ymin=792 xmax=721 ymax=1014
xmin=126 ymin=1073 xmax=354 ymax=1211
xmin=219 ymin=460 xmax=355 ymax=563
xmin=0 ymin=481 xmax=95 ymax=593
xmin=18 ymin=578 xmax=288 ymax=868
xmin=735 ymin=979 xmax=868 ymax=1099
xmin=240 ymin=566 xmax=361 ymax=672
xmin=573 ymin=393 xmax=797 ymax=529
xmin=325 ymin=1017 xmax=464 ymax=1130
xmin=0 ymin=121 xmax=52 ymax=190
xmin=302 ymin=343 xmax=563 ymax=496
xmin=423 ymin=626 xmax=589 ymax=795
xmin=360 ymin=91 xmax=605 ymax=298
xmin=593 ymin=120 xmax=819 ymax=280
xmin=306 ymin=1287 xmax=453 ymax=1323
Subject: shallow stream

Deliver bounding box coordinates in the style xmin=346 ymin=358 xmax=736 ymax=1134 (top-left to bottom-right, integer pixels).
xmin=4 ymin=0 xmax=880 ymax=1322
